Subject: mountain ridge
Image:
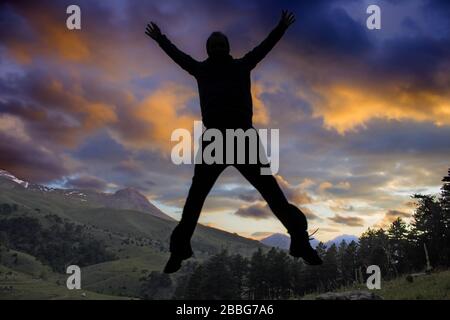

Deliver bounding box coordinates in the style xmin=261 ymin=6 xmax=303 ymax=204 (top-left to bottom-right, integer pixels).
xmin=0 ymin=169 xmax=173 ymax=221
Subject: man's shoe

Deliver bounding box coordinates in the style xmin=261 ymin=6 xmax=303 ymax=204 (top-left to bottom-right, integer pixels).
xmin=289 ymin=231 xmax=323 ymax=265
xmin=163 ymin=255 xmax=183 ymax=273
xmin=163 ymin=251 xmax=193 ymax=274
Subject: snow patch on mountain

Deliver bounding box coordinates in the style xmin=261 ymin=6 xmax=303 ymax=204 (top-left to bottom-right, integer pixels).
xmin=0 ymin=169 xmax=29 ymax=188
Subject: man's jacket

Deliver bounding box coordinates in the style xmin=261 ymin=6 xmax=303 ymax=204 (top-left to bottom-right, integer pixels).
xmin=155 ymin=23 xmax=288 ymax=129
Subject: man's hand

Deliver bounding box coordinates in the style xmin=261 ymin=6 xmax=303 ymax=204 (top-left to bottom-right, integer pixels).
xmin=279 ymin=10 xmax=296 ymax=28
xmin=145 ymin=22 xmax=162 ymax=41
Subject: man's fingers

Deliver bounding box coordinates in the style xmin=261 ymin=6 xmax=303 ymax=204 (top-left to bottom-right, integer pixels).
xmin=151 ymin=22 xmax=160 ymax=31
xmin=147 ymin=22 xmax=160 ymax=31
xmin=280 ymin=10 xmax=296 ymax=26
xmin=145 ymin=27 xmax=158 ymax=40
xmin=286 ymin=12 xmax=295 ymax=25
xmin=145 ymin=21 xmax=161 ymax=40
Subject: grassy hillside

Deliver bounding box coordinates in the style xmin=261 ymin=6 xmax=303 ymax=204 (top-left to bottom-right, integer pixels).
xmin=369 ymin=271 xmax=450 ymax=299
xmin=0 ymin=180 xmax=266 ymax=299
xmin=0 ymin=249 xmax=130 ymax=300
xmin=0 ymin=185 xmax=263 ymax=256
xmin=0 ymin=265 xmax=130 ymax=300
xmin=302 ymin=270 xmax=450 ymax=300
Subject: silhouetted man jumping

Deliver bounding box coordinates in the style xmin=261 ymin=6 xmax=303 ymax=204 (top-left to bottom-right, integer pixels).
xmin=146 ymin=11 xmax=322 ymax=273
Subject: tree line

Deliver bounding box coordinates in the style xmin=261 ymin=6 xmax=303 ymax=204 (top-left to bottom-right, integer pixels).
xmin=0 ymin=212 xmax=116 ymax=272
xmin=142 ymin=168 xmax=450 ymax=299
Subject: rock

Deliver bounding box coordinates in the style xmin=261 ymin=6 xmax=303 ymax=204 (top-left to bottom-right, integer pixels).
xmin=315 ymin=290 xmax=383 ymax=300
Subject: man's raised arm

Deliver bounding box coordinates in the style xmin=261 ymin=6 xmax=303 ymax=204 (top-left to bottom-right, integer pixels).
xmin=241 ymin=11 xmax=295 ymax=70
xmin=145 ymin=22 xmax=199 ymax=76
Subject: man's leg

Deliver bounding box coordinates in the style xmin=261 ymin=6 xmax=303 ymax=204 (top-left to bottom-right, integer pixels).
xmin=236 ymin=165 xmax=306 ymax=232
xmin=236 ymin=164 xmax=322 ymax=265
xmin=165 ymin=163 xmax=225 ymax=273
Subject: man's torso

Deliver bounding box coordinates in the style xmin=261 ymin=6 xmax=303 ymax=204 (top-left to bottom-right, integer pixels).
xmin=195 ymin=57 xmax=253 ymax=129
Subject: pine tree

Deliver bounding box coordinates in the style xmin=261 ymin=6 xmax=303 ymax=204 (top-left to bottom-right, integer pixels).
xmin=248 ymin=248 xmax=268 ymax=299
xmin=322 ymin=244 xmax=339 ymax=290
xmin=440 ymin=168 xmax=450 ymax=265
xmin=358 ymin=228 xmax=391 ymax=277
xmin=337 ymin=240 xmax=351 ymax=285
xmin=307 ymin=242 xmax=327 ymax=292
xmin=184 ymin=265 xmax=204 ymax=299
xmin=200 ymin=250 xmax=238 ymax=299
xmin=344 ymin=240 xmax=359 ymax=284
xmin=411 ymin=194 xmax=446 ymax=266
xmin=387 ymin=218 xmax=410 ymax=274
xmin=265 ymin=248 xmax=291 ymax=299
xmin=441 ymin=168 xmax=450 ymax=213
xmin=290 ymin=258 xmax=306 ymax=297
xmin=229 ymin=254 xmax=249 ymax=299
xmin=140 ymin=271 xmax=172 ymax=299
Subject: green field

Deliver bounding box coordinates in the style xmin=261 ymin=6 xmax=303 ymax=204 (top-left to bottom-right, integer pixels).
xmin=0 ymin=252 xmax=130 ymax=300
xmin=302 ymin=270 xmax=450 ymax=300
xmin=0 ymin=180 xmax=266 ymax=299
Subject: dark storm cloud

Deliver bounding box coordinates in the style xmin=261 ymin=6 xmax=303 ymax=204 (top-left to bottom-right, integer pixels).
xmin=238 ymin=191 xmax=260 ymax=203
xmin=75 ymin=133 xmax=129 ymax=162
xmin=235 ymin=203 xmax=272 ymax=220
xmin=0 ymin=67 xmax=119 ymax=148
xmin=329 ymin=214 xmax=364 ymax=227
xmin=371 ymin=35 xmax=450 ymax=91
xmin=300 ymin=207 xmax=320 ymax=221
xmin=63 ymin=175 xmax=109 ymax=191
xmin=113 ymin=159 xmax=145 ymax=176
xmin=0 ymin=3 xmax=33 ymax=44
xmin=386 ymin=209 xmax=410 ymax=218
xmin=0 ymin=130 xmax=68 ymax=183
xmin=279 ymin=118 xmax=450 ymax=199
xmin=234 ymin=201 xmax=319 ymax=221
xmin=251 ymin=231 xmax=273 ymax=238
xmin=338 ymin=120 xmax=450 ymax=156
xmin=289 ymin=5 xmax=372 ymax=59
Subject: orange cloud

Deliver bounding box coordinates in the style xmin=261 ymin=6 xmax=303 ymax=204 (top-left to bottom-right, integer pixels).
xmin=275 ymin=175 xmax=313 ymax=205
xmin=3 ymin=5 xmax=154 ymax=81
xmin=111 ymin=83 xmax=197 ymax=152
xmin=311 ymin=84 xmax=450 ymax=134
xmin=6 ymin=10 xmax=90 ymax=65
xmin=37 ymin=13 xmax=90 ymax=62
xmin=374 ymin=209 xmax=412 ymax=229
xmin=30 ymin=78 xmax=117 ymax=147
xmin=251 ymin=82 xmax=270 ymax=125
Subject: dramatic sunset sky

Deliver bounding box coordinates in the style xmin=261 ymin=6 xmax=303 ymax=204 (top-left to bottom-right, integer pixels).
xmin=1 ymin=0 xmax=449 ymax=241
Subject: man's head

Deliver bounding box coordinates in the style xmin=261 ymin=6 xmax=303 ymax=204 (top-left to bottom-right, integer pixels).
xmin=206 ymin=32 xmax=230 ymax=58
